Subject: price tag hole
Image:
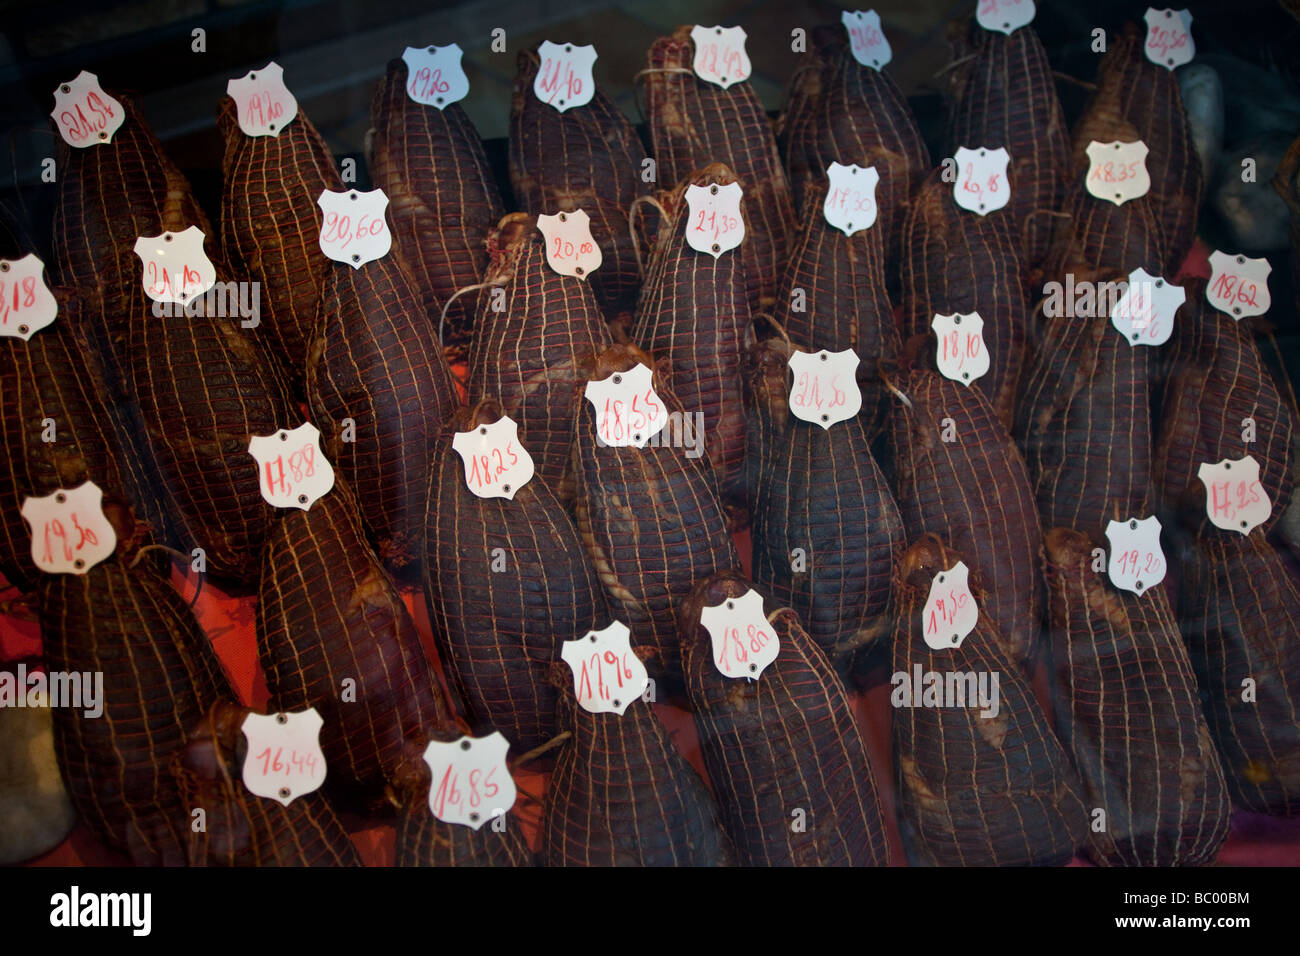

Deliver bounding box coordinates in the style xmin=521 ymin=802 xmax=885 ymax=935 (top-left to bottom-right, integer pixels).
xmin=279 ymin=787 xmax=290 ymax=799
xmin=461 ymin=740 xmax=471 ymax=750
xmin=18 ymin=325 xmax=28 ymax=335
xmin=61 ymin=84 xmax=70 ymax=93
xmin=164 ymin=234 xmax=173 ymax=243
xmin=749 ymin=663 xmax=757 ymax=672
xmin=612 ymin=374 xmax=621 ymax=384
xmin=612 ymin=698 xmax=621 ymax=707
xmin=74 ymin=559 xmax=84 ymax=570
xmin=276 ymin=713 xmax=288 ymax=724
xmin=55 ymin=493 xmax=66 ymax=504
xmin=280 ymin=432 xmax=288 ymax=441
xmin=726 ymin=600 xmax=735 ymax=609
xmin=479 ymin=426 xmax=487 ymax=435
xmin=297 ymin=494 xmax=307 ymax=504
xmin=590 ymin=634 xmax=597 ymax=642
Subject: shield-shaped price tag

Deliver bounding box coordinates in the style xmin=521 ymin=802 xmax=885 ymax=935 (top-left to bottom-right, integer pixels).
xmin=788 ymin=349 xmax=862 ymax=429
xmin=1198 ymin=455 xmax=1272 ymax=535
xmin=1110 ymin=268 xmax=1183 ymax=346
xmin=226 ymin=62 xmax=298 ymax=137
xmin=247 ymin=422 xmax=335 ymax=510
xmin=684 ymin=182 xmax=745 ymax=258
xmin=537 ymin=209 xmax=602 ymax=279
xmin=1085 ymin=141 xmax=1152 ymax=205
xmin=584 ymin=363 xmax=668 ymax=448
xmin=133 ymin=226 xmax=217 ymax=306
xmin=976 ymin=0 xmax=1036 ymax=34
xmin=240 ymin=710 xmax=326 ymax=807
xmin=842 ymin=10 xmax=891 ymax=70
xmin=953 ymin=147 xmax=1011 ymax=215
xmin=317 ymin=189 xmax=392 ymax=268
xmin=20 ymin=481 xmax=117 ymax=575
xmin=1105 ymin=516 xmax=1166 ymax=595
xmin=1144 ymin=8 xmax=1194 ymax=70
xmin=700 ymin=589 xmax=780 ymax=680
xmin=0 ymin=254 xmax=58 ymax=340
xmin=561 ymin=621 xmax=650 ymax=716
xmin=533 ymin=41 xmax=597 ymax=112
xmin=932 ymin=312 xmax=990 ymax=385
xmin=402 ymin=44 xmax=470 ymax=108
xmin=922 ymin=561 xmax=979 ymax=650
xmin=50 ymin=71 xmax=124 ymax=147
xmin=422 ymin=732 xmax=517 ymax=830
xmin=691 ymin=25 xmax=751 ymax=89
xmin=823 ymin=163 xmax=879 ymax=236
xmin=451 ymin=416 xmax=535 ymax=500
xmin=1206 ymin=251 xmax=1271 ymax=319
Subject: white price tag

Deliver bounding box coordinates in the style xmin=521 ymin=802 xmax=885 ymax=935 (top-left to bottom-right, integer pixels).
xmin=50 ymin=72 xmax=124 ymax=148
xmin=533 ymin=41 xmax=597 ymax=112
xmin=583 ymin=363 xmax=668 ymax=448
xmin=20 ymin=481 xmax=117 ymax=575
xmin=787 ymin=349 xmax=862 ymax=429
xmin=402 ymin=44 xmax=470 ymax=108
xmin=684 ymin=182 xmax=745 ymax=258
xmin=133 ymin=226 xmax=217 ymax=306
xmin=932 ymin=312 xmax=990 ymax=385
xmin=1085 ymin=141 xmax=1152 ymax=206
xmin=560 ymin=622 xmax=650 ymax=716
xmin=247 ymin=423 xmax=335 ymax=510
xmin=1105 ymin=516 xmax=1167 ymax=595
xmin=537 ymin=209 xmax=602 ymax=279
xmin=1198 ymin=455 xmax=1272 ymax=536
xmin=1109 ymin=268 xmax=1183 ymax=346
xmin=953 ymin=147 xmax=1011 ymax=215
xmin=226 ymin=62 xmax=298 ymax=137
xmin=690 ymin=25 xmax=751 ymax=89
xmin=1206 ymin=251 xmax=1271 ymax=319
xmin=922 ymin=561 xmax=978 ymax=650
xmin=422 ymin=732 xmax=516 ymax=830
xmin=240 ymin=710 xmax=326 ymax=807
xmin=823 ymin=162 xmax=879 ymax=236
xmin=976 ymin=0 xmax=1036 ymax=34
xmin=842 ymin=10 xmax=891 ymax=70
xmin=700 ymin=589 xmax=780 ymax=680
xmin=0 ymin=254 xmax=58 ymax=340
xmin=451 ymin=416 xmax=535 ymax=500
xmin=1144 ymin=8 xmax=1194 ymax=70
xmin=317 ymin=189 xmax=392 ymax=268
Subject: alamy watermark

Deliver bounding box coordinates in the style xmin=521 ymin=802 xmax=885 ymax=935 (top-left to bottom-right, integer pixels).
xmin=150 ymin=280 xmax=260 ymax=328
xmin=890 ymin=664 xmax=1001 ymax=718
xmin=1041 ymin=274 xmax=1131 ymax=318
xmin=594 ymin=410 xmax=706 ymax=459
xmin=0 ymin=663 xmax=103 ymax=718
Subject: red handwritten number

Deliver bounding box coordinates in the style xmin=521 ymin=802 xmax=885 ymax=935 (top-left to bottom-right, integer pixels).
xmin=408 ymin=67 xmax=450 ymax=99
xmin=0 ymin=276 xmax=38 ymax=325
xmin=538 ymin=56 xmax=584 ymax=104
xmin=1209 ymin=272 xmax=1260 ymax=308
xmin=925 ymin=590 xmax=970 ymax=636
xmin=322 ymin=212 xmax=386 ymax=251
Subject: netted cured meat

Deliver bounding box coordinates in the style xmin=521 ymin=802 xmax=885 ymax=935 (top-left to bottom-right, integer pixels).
xmin=0 ymin=292 xmax=149 ymax=592
xmin=678 ymin=572 xmax=890 ymax=866
xmin=1180 ymin=533 xmax=1300 ymax=816
xmin=899 ymin=170 xmax=1029 ymax=429
xmin=173 ymin=701 xmax=361 ymax=866
xmin=38 ymin=556 xmax=232 ymax=866
xmin=467 ymin=213 xmax=612 ymax=495
xmin=632 ymin=164 xmax=751 ymax=506
xmin=256 ymin=483 xmax=455 ymax=795
xmin=745 ymin=335 xmax=903 ymax=664
xmin=426 ymin=400 xmax=607 ymax=753
xmin=780 ymin=26 xmax=929 ymax=272
xmin=1154 ymin=284 xmax=1295 ymax=538
xmin=1016 ymin=299 xmax=1154 ymax=545
xmin=1069 ymin=22 xmax=1202 ymax=272
xmin=572 ymin=344 xmax=740 ymax=686
xmin=887 ymin=363 xmax=1044 ymax=665
xmin=944 ymin=18 xmax=1070 ymax=274
xmin=643 ymin=26 xmax=793 ymax=310
xmin=369 ymin=57 xmax=504 ymax=362
xmin=509 ymin=48 xmax=647 ymax=319
xmin=218 ymin=95 xmax=341 ymax=384
xmin=52 ymin=90 xmax=214 ymax=386
xmin=541 ymin=659 xmax=732 ymax=866
xmin=777 ymin=178 xmax=899 ymax=398
xmin=120 ymin=273 xmax=295 ymax=585
xmin=1044 ymin=529 xmax=1231 ymax=866
xmin=891 ymin=534 xmax=1086 ymax=866
xmin=307 ymin=253 xmax=458 ymax=574
xmin=391 ymin=737 xmax=536 ymax=867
